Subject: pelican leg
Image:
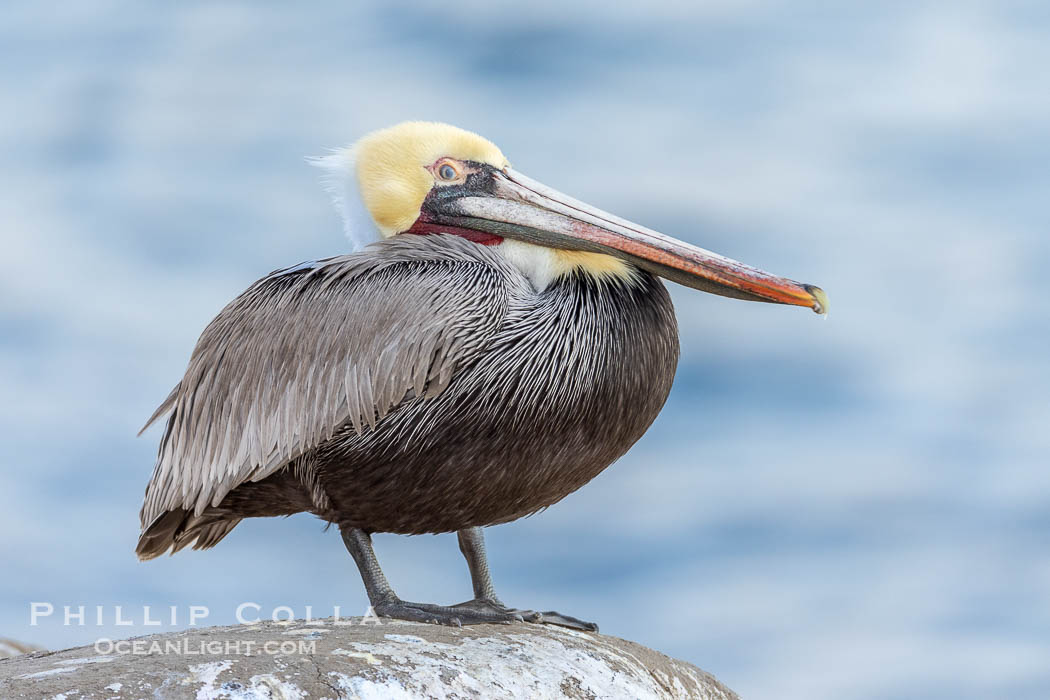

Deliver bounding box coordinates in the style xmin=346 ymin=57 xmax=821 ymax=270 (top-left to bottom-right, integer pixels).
xmin=340 ymin=526 xmax=528 ymax=626
xmin=453 ymin=527 xmax=599 ymax=632
xmin=457 ymin=526 xmax=502 ymax=601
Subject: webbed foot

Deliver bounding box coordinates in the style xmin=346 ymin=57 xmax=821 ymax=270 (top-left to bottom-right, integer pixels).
xmin=373 ymin=596 xmax=532 ymax=626
xmin=372 ymin=597 xmax=596 ymax=631
xmin=449 ymin=597 xmax=598 ymax=632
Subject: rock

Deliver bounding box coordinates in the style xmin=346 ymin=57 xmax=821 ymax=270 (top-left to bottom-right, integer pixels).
xmin=0 ymin=639 xmax=45 ymax=661
xmin=0 ymin=618 xmax=737 ymax=699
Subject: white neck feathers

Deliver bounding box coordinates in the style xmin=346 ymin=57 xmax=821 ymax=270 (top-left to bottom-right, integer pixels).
xmin=310 ymin=148 xmax=383 ymax=252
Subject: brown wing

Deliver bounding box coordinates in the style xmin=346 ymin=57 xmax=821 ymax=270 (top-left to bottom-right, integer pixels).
xmin=139 ymin=235 xmax=511 ymax=530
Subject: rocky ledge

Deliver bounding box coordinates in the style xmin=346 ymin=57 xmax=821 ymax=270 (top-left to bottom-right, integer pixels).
xmin=0 ymin=618 xmax=737 ymax=699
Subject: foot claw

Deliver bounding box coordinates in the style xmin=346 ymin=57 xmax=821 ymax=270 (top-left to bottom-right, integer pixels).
xmin=537 ymin=610 xmax=599 ymax=632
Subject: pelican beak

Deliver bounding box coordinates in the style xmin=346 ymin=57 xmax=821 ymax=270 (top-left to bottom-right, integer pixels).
xmin=429 ymin=167 xmax=827 ymax=313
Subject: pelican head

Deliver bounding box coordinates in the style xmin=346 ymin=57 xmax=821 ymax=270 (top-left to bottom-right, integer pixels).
xmin=316 ymin=121 xmax=827 ymax=312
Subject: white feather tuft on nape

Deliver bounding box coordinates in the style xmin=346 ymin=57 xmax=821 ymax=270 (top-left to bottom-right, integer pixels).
xmin=308 ymin=147 xmax=382 ymax=252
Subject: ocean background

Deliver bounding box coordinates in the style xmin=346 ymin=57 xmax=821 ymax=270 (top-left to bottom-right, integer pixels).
xmin=1 ymin=1 xmax=1048 ymax=697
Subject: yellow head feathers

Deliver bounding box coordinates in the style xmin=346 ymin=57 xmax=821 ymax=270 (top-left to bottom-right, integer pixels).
xmin=316 ymin=121 xmax=633 ymax=287
xmin=354 ymin=122 xmax=509 ymax=237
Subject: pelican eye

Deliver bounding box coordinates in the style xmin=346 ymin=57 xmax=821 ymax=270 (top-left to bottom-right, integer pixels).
xmin=438 ymin=163 xmax=458 ymax=181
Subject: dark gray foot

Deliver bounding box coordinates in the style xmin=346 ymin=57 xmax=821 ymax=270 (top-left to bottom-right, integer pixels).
xmin=450 ymin=598 xmax=597 ymax=631
xmin=372 ymin=596 xmax=533 ymax=626
xmin=453 ymin=527 xmax=597 ymax=631
xmin=451 ymin=597 xmax=541 ymax=623
xmin=372 ymin=597 xmax=596 ymax=631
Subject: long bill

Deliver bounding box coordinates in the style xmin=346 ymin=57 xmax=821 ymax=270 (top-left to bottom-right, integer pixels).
xmin=433 ymin=168 xmax=827 ymax=313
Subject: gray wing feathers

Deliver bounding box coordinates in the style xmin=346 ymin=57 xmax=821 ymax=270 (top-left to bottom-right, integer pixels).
xmin=138 ymin=384 xmax=179 ymax=436
xmin=140 ymin=236 xmax=510 ymax=528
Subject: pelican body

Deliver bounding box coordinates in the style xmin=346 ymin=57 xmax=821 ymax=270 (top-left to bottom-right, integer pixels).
xmin=138 ymin=122 xmax=825 ymax=629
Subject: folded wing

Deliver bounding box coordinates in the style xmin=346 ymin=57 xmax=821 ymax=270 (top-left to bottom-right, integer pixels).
xmin=139 ymin=236 xmax=510 ymax=531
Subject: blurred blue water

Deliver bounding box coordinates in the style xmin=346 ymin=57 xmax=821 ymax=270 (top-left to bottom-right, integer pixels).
xmin=1 ymin=2 xmax=1048 ymax=698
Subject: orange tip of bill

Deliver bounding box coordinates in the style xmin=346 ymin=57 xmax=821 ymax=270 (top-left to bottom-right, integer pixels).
xmin=804 ymin=284 xmax=829 ymax=315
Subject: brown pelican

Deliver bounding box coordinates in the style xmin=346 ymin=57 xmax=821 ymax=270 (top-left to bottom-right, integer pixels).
xmin=137 ymin=122 xmax=826 ymax=630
